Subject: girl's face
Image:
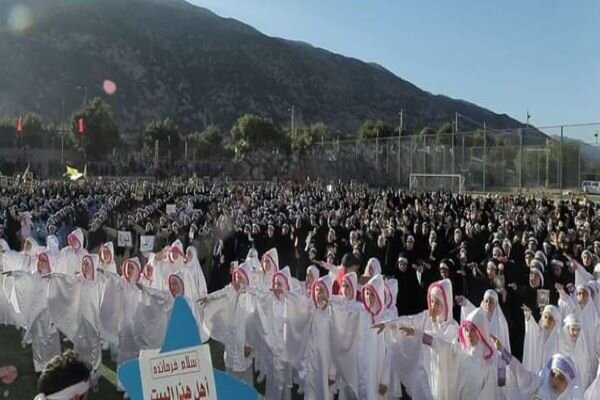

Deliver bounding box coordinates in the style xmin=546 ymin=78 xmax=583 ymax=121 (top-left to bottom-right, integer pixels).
xmin=273 ymin=276 xmax=287 ymax=292
xmin=341 ymin=280 xmax=354 ymax=300
xmin=306 ymin=273 xmax=315 ymax=288
xmin=82 ymin=258 xmax=94 ymax=279
xmin=583 ymin=253 xmax=592 ymax=267
xmin=262 ymin=258 xmax=273 ymax=272
xmin=482 ymin=296 xmax=496 ymax=316
xmin=429 ymin=296 xmax=443 ymax=318
xmin=463 ymin=324 xmax=480 ymax=347
xmin=542 ymin=312 xmax=556 ymax=330
xmin=366 ymin=264 xmax=375 ymax=277
xmin=315 ymin=285 xmax=328 ymax=308
xmin=549 ymin=369 xmax=568 ymax=395
xmin=126 ymin=264 xmax=139 ymax=282
xmin=486 ymin=265 xmax=497 ymax=280
xmin=233 ymin=271 xmax=248 ymax=291
xmin=365 ymin=287 xmax=377 ymax=309
xmin=568 ymin=325 xmax=581 ymax=342
xmin=186 ymin=249 xmax=193 ymax=262
xmin=169 ymin=277 xmax=184 ymax=297
xmin=100 ymin=246 xmax=112 ymax=263
xmin=68 ymin=235 xmax=80 ymax=250
xmin=38 ymin=257 xmax=50 ymax=274
xmin=576 ymin=289 xmax=589 ymax=306
xmin=529 ymin=272 xmax=541 ymax=288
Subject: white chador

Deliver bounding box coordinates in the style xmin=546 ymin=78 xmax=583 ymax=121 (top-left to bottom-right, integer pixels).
xmin=410 ymin=307 xmax=505 ymax=400
xmin=358 ymin=274 xmax=391 ymax=400
xmin=59 ymin=228 xmax=88 ymax=274
xmin=523 ymin=305 xmax=562 ymax=374
xmin=363 ymin=257 xmax=382 ymax=279
xmin=304 ymin=265 xmax=320 ymax=298
xmin=11 ymin=252 xmax=61 ymax=372
xmin=99 ymin=258 xmax=145 ymax=371
xmin=383 ymin=278 xmax=398 ymax=320
xmin=251 ymin=266 xmax=295 ymax=400
xmin=0 ymin=240 xmax=20 ymax=326
xmin=18 ymin=237 xmax=41 ymax=272
xmin=45 ymin=235 xmax=60 ymax=256
xmin=47 ymin=254 xmax=103 ymax=373
xmin=259 ymin=248 xmax=280 ymax=290
xmin=460 ymin=289 xmax=511 ymax=353
xmin=284 ymin=275 xmax=338 ymax=400
xmin=331 ymin=272 xmax=363 ymax=400
xmin=380 ymin=279 xmax=459 ymax=400
xmin=558 ymin=283 xmax=600 ymax=354
xmin=98 ymin=242 xmax=117 ymax=275
xmin=559 ymin=313 xmax=595 ymax=389
xmin=202 ymin=262 xmax=256 ymax=385
xmin=184 ymin=246 xmax=208 ymax=300
xmin=503 ymin=352 xmax=584 ymax=400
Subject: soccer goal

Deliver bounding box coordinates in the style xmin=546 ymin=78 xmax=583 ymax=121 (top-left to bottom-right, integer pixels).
xmin=409 ymin=173 xmax=466 ymax=193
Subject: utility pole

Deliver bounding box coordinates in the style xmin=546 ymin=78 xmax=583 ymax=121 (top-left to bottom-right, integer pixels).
xmin=519 ymin=128 xmax=523 ymax=189
xmin=483 ymin=121 xmax=487 ymax=192
xmin=559 ymin=126 xmax=563 ymax=189
xmin=398 ymin=109 xmax=403 ymax=186
xmin=453 ymin=112 xmax=457 ymax=176
xmin=290 ymin=105 xmax=295 ymax=143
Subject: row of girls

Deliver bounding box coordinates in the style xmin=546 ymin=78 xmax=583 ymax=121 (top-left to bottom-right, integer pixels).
xmin=202 ymin=247 xmax=600 ymax=400
xmin=0 ymin=228 xmax=206 ymax=395
xmin=1 ymin=228 xmax=600 ymax=399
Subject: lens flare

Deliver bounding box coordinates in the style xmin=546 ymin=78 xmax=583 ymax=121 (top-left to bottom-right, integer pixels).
xmin=103 ymin=79 xmax=117 ymax=95
xmin=7 ymin=5 xmax=33 ymax=34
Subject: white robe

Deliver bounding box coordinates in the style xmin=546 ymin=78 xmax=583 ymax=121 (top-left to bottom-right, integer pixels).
xmin=423 ymin=335 xmax=505 ymax=400
xmin=202 ymin=285 xmax=255 ymax=378
xmin=47 ymin=273 xmax=103 ymax=371
xmin=504 ymin=351 xmax=584 ymax=400
xmin=386 ymin=311 xmax=459 ymax=400
xmin=12 ymin=270 xmax=61 ymax=372
xmin=522 ymin=314 xmax=561 ymax=374
xmin=252 ymin=289 xmax=293 ymax=400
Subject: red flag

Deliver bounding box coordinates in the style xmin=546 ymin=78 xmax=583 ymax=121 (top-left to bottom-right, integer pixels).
xmin=78 ymin=117 xmax=85 ymax=135
xmin=16 ymin=116 xmax=23 ymax=135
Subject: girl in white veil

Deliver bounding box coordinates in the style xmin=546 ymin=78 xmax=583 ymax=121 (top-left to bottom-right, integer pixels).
xmin=522 ymin=304 xmax=562 ymax=374
xmin=459 ymin=289 xmax=511 ymax=353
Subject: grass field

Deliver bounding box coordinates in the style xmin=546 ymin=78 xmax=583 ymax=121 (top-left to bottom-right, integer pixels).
xmin=0 ymin=325 xmax=122 ymax=399
xmin=0 ymin=325 xmax=280 ymax=400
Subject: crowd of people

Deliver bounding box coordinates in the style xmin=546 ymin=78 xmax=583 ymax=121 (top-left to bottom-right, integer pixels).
xmin=1 ymin=179 xmax=600 ymax=399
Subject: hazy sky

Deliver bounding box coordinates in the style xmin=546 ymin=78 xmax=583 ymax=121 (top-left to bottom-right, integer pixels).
xmin=191 ymin=0 xmax=599 ymax=140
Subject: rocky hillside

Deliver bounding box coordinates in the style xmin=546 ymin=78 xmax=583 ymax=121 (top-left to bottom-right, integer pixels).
xmin=0 ymin=0 xmax=542 ymax=142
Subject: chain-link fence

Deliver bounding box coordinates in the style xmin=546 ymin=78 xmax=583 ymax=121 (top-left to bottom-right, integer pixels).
xmin=304 ymin=123 xmax=600 ymax=192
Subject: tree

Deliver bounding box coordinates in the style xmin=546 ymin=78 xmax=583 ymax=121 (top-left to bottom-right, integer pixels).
xmin=230 ymin=114 xmax=286 ymax=154
xmin=72 ymin=97 xmax=121 ymax=160
xmin=291 ymin=122 xmax=328 ymax=152
xmin=437 ymin=122 xmax=454 ymax=135
xmin=143 ymin=117 xmax=182 ymax=158
xmin=358 ymin=119 xmax=393 ymax=140
xmin=419 ymin=127 xmax=436 ymax=136
xmin=188 ymin=124 xmax=228 ymax=160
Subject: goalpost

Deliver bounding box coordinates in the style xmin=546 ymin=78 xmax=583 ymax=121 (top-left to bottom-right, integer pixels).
xmin=409 ymin=173 xmax=466 ymax=193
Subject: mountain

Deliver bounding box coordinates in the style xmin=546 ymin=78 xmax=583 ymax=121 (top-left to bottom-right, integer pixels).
xmin=0 ymin=0 xmax=543 ymax=141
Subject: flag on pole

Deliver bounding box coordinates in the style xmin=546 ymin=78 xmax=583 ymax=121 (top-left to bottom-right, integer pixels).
xmin=65 ymin=165 xmax=84 ymax=181
xmin=78 ymin=117 xmax=85 ymax=135
xmin=83 ymin=163 xmax=87 ymax=179
xmin=16 ymin=116 xmax=23 ymax=135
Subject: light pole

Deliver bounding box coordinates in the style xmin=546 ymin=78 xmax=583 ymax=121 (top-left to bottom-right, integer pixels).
xmin=76 ymin=86 xmax=88 ymax=106
xmin=289 ymin=105 xmax=295 ymax=145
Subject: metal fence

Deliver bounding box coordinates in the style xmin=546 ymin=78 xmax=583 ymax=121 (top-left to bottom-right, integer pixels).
xmin=304 ymin=123 xmax=600 ymax=192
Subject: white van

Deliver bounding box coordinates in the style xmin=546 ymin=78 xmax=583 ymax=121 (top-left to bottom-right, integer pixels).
xmin=582 ymin=180 xmax=600 ymax=194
